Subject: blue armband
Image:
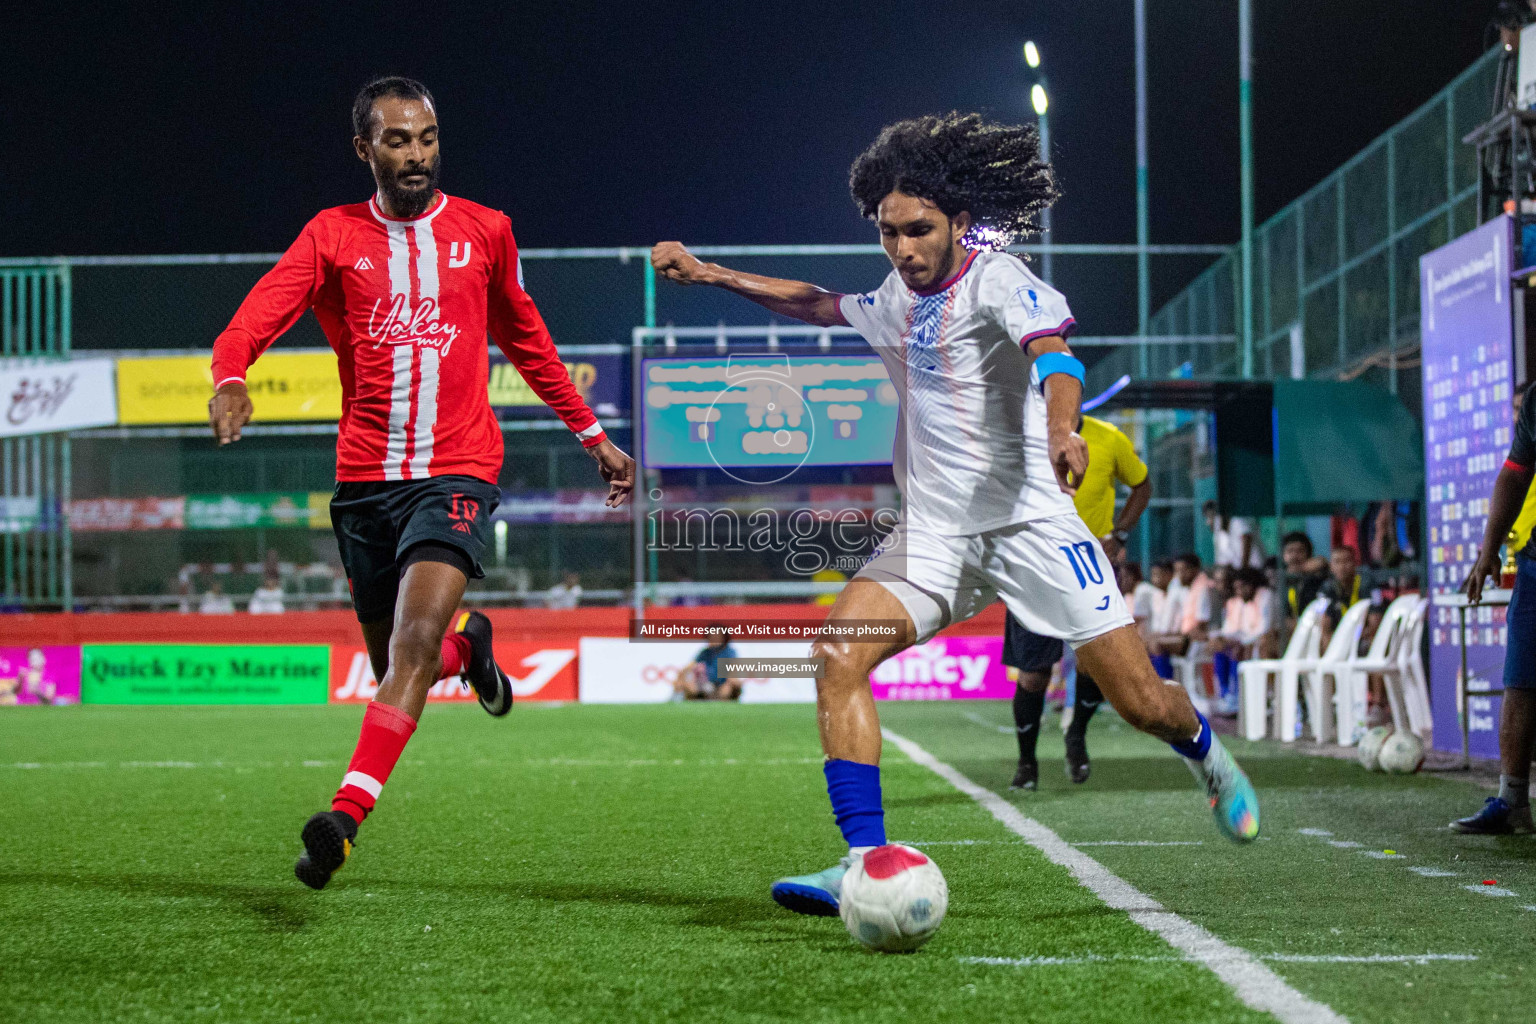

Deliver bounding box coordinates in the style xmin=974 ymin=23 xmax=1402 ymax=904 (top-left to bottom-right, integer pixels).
xmin=1034 ymin=352 xmax=1084 ymax=385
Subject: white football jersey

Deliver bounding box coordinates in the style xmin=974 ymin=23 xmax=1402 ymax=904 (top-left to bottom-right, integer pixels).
xmin=838 ymin=249 xmax=1078 ymax=535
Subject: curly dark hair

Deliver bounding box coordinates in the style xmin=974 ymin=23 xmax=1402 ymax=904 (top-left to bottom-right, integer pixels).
xmin=352 ymin=76 xmax=435 ymax=139
xmin=848 ymin=112 xmax=1059 ymax=246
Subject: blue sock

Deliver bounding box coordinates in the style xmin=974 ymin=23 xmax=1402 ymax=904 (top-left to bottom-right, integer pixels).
xmin=823 ymin=759 xmax=886 ymax=849
xmin=1150 ymin=653 xmax=1173 ymax=680
xmin=1213 ymin=651 xmax=1236 ymax=698
xmin=1170 ymin=712 xmax=1213 ymax=761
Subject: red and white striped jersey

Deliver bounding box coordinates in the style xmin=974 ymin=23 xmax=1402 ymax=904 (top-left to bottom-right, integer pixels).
xmin=211 ymin=192 xmax=605 ymax=484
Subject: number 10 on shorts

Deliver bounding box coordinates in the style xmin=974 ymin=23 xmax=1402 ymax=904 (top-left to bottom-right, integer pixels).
xmin=1058 ymin=541 xmax=1103 ymax=589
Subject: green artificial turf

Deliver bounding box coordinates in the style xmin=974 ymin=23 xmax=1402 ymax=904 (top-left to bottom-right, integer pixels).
xmin=2 ymin=701 xmax=1534 ymax=1023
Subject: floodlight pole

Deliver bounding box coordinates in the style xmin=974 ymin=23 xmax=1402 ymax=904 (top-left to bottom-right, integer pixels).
xmin=1136 ymin=0 xmax=1150 ymax=375
xmin=1239 ymin=0 xmax=1255 ymax=379
xmin=1039 ymin=110 xmax=1053 ymax=284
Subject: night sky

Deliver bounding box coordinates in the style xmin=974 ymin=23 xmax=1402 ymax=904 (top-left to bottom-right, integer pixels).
xmin=15 ymin=1 xmax=1490 ymax=271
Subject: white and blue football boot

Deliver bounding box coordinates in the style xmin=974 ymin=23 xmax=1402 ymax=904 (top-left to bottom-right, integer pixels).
xmin=770 ymin=854 xmax=855 ymax=916
xmin=1183 ymin=736 xmax=1260 ymax=843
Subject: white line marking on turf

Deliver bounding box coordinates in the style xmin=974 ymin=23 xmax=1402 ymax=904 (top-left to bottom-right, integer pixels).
xmin=1359 ymin=851 xmax=1406 ymax=860
xmin=962 ymin=711 xmax=1015 ymax=734
xmin=960 ymin=953 xmax=1478 ymax=967
xmin=1072 ymin=840 xmax=1206 ymax=847
xmin=1296 ymin=829 xmax=1333 ymax=837
xmin=1407 ymin=867 xmax=1457 ymax=877
xmin=1326 ymin=840 xmax=1362 ymax=848
xmin=882 ymin=728 xmax=1348 ymax=1024
xmin=1464 ymin=885 xmax=1519 ymax=897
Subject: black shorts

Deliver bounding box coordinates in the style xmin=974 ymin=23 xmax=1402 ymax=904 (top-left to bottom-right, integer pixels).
xmin=331 ymin=475 xmax=500 ymax=623
xmin=1002 ymin=612 xmax=1065 ymax=674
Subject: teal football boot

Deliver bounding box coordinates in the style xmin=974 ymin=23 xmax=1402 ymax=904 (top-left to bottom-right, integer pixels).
xmin=770 ymin=854 xmax=855 ymax=916
xmin=1183 ymin=736 xmax=1260 ymax=843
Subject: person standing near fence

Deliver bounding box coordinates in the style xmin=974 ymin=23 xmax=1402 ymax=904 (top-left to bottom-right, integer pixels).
xmin=1453 ymin=375 xmax=1536 ymax=835
xmin=1002 ymin=413 xmax=1152 ymax=791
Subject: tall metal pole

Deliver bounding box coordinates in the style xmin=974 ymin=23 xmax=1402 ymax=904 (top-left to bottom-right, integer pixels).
xmin=1135 ymin=0 xmax=1150 ymax=376
xmin=1239 ymin=0 xmax=1255 ymax=379
xmin=1039 ymin=111 xmax=1053 ymax=284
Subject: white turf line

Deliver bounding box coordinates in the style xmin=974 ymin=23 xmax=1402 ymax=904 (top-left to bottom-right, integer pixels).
xmin=882 ymin=728 xmax=1350 ymax=1024
xmin=962 ymin=954 xmax=1477 ymax=967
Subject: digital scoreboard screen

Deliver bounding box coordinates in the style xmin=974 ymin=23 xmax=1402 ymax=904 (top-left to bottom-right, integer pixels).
xmin=640 ymin=355 xmax=898 ymax=471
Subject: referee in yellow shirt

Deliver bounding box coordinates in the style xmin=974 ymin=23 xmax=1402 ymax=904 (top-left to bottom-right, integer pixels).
xmin=1004 ymin=414 xmax=1152 ymax=790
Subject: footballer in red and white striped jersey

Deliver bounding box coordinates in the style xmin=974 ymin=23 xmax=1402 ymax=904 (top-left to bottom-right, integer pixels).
xmin=211 ymin=190 xmax=602 ymax=484
xmin=209 ymin=77 xmax=633 ymax=892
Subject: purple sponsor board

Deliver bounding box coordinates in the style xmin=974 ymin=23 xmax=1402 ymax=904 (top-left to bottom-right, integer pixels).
xmin=869 ymin=635 xmax=1010 ymax=701
xmin=0 ymin=645 xmax=82 ymax=706
xmin=1420 ymin=216 xmax=1514 ymax=758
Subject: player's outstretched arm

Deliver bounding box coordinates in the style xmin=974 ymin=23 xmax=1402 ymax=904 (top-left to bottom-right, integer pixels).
xmin=208 ymin=381 xmax=253 ymax=445
xmin=650 ymin=242 xmax=845 ymax=327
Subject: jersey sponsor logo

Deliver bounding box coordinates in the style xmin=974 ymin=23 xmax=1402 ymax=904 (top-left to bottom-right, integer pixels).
xmin=366 ymin=294 xmax=463 ymax=356
xmin=354 ymin=256 xmax=375 ymax=271
xmin=448 ymin=493 xmax=479 ymax=534
xmin=447 ymin=241 xmax=472 ymax=268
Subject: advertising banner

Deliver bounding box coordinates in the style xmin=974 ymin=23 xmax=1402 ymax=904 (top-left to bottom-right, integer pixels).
xmin=578 ymin=638 xmax=814 ymax=703
xmin=578 ymin=635 xmax=1005 ymax=703
xmin=81 ymin=644 xmax=330 ymax=704
xmin=1420 ymin=216 xmax=1514 ymax=757
xmin=117 ymin=350 xmax=624 ymax=425
xmin=330 ymin=643 xmax=578 ymax=703
xmin=489 ymin=489 xmax=631 ymax=525
xmin=641 ymin=355 xmax=897 ymax=470
xmin=67 ymin=494 xmax=332 ymax=531
xmin=1 ymin=358 xmax=118 ymax=436
xmin=185 ymin=493 xmax=317 ymax=529
xmin=868 ymin=636 xmax=1008 ymax=701
xmin=0 ymin=646 xmax=82 ymax=705
xmin=116 ymin=352 xmax=342 ymax=424
xmin=490 ymin=352 xmax=626 ymax=419
xmin=68 ymin=497 xmax=187 ymax=531
xmin=0 ymin=496 xmax=46 ymax=533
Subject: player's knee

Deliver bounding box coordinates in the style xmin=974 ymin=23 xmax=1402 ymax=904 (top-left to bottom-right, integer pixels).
xmin=1018 ymin=670 xmax=1051 ymax=695
xmin=811 ymin=639 xmax=873 ymax=692
xmin=388 ymin=620 xmax=444 ymax=677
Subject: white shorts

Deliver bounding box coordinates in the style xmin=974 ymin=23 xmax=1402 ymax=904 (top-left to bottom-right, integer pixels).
xmin=855 ymin=513 xmax=1134 ymax=646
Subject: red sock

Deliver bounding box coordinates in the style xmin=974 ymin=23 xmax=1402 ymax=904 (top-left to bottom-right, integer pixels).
xmin=439 ymin=631 xmax=471 ymax=680
xmin=332 ymin=701 xmax=417 ymax=824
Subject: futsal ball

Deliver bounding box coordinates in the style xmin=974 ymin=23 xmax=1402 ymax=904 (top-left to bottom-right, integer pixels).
xmin=839 ymin=844 xmax=948 ymax=953
xmin=1357 ymin=726 xmax=1394 ymax=771
xmin=1378 ymin=730 xmax=1425 ymax=774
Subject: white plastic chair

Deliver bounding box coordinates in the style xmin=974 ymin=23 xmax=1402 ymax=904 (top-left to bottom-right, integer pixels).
xmin=1399 ymin=596 xmax=1432 ymax=740
xmin=1170 ymin=640 xmax=1211 ymax=715
xmin=1348 ymin=595 xmax=1430 ymax=741
xmin=1289 ymin=599 xmax=1373 ymax=744
xmin=1334 ymin=595 xmax=1420 ymax=745
xmin=1237 ymin=596 xmax=1329 ymax=741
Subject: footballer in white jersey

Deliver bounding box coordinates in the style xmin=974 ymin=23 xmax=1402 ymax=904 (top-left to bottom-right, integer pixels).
xmin=651 ymin=111 xmax=1260 ymax=925
xmin=838 ymin=248 xmax=1128 ymax=646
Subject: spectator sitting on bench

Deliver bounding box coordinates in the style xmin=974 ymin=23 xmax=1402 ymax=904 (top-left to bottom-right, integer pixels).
xmin=1147 ymin=552 xmax=1213 ymax=680
xmin=1208 ymin=567 xmax=1275 ymax=714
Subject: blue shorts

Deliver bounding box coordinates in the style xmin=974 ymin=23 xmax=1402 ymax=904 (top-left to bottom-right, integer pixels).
xmin=1507 ymin=552 xmax=1536 ymax=689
